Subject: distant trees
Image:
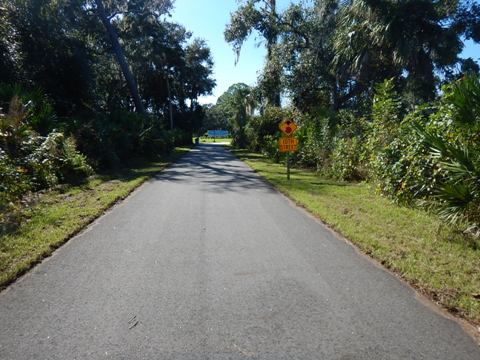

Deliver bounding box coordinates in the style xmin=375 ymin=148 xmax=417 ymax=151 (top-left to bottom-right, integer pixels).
xmin=205 ymin=83 xmax=254 ymax=147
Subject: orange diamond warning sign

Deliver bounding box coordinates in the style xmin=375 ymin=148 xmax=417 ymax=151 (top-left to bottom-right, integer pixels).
xmin=279 ymin=119 xmax=298 ymax=136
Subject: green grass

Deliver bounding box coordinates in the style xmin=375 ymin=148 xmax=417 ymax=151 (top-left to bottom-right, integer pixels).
xmin=232 ymin=149 xmax=480 ymax=326
xmin=0 ymin=147 xmax=191 ymax=289
xmin=197 ymin=137 xmax=232 ymax=144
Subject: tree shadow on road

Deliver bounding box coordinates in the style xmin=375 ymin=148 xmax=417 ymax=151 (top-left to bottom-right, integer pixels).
xmin=152 ymin=144 xmax=277 ymax=194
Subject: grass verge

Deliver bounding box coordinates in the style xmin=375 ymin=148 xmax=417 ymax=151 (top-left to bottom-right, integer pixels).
xmin=198 ymin=137 xmax=231 ymax=144
xmin=0 ymin=147 xmax=191 ymax=289
xmin=232 ymin=149 xmax=480 ymax=326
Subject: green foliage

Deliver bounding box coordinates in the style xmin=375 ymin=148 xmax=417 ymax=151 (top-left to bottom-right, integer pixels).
xmin=413 ymin=75 xmax=480 ymax=235
xmin=418 ymin=129 xmax=480 ymax=235
xmin=245 ymin=106 xmax=287 ymax=152
xmin=295 ymin=111 xmax=336 ymax=170
xmin=225 ymin=0 xmax=281 ymax=106
xmin=359 ymin=75 xmax=480 ymax=234
xmin=0 ymin=150 xmax=30 ymax=210
xmin=0 ymin=93 xmax=92 ymax=208
xmin=213 ymin=83 xmax=254 ymax=148
xmin=366 ymin=79 xmax=405 ymax=199
xmin=74 ymin=111 xmax=191 ymax=169
xmin=0 ymin=84 xmax=55 ymax=135
xmin=27 ymin=133 xmax=93 ymax=188
xmin=444 ymin=75 xmax=480 ymax=142
xmin=202 ymin=104 xmax=231 ymax=134
xmin=367 ymin=79 xmax=403 ymax=153
xmin=330 ymin=137 xmax=365 ymax=181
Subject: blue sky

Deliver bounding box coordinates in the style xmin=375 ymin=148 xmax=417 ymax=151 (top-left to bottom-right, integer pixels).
xmin=170 ymin=0 xmax=480 ymax=105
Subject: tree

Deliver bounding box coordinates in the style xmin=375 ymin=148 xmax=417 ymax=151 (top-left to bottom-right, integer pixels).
xmin=4 ymin=0 xmax=95 ymax=115
xmin=215 ymin=83 xmax=253 ymax=147
xmin=225 ymin=0 xmax=281 ymax=106
xmin=183 ymin=39 xmax=216 ymax=110
xmin=333 ymin=0 xmax=476 ymax=105
xmin=94 ymin=0 xmax=146 ymax=113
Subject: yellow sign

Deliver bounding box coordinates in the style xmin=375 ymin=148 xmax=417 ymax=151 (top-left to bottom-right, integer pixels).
xmin=279 ymin=119 xmax=298 ymax=136
xmin=278 ymin=137 xmax=298 ymax=152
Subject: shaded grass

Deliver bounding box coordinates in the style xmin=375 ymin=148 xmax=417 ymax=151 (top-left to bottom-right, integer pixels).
xmin=232 ymin=149 xmax=480 ymax=326
xmin=0 ymin=147 xmax=191 ymax=289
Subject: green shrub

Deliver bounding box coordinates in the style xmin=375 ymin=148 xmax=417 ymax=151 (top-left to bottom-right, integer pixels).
xmin=0 ymin=84 xmax=55 ymax=136
xmin=0 ymin=150 xmax=31 ymax=210
xmin=296 ymin=113 xmax=335 ymax=170
xmin=415 ymin=75 xmax=480 ymax=236
xmin=418 ymin=127 xmax=480 ymax=236
xmin=365 ymin=79 xmax=428 ymax=203
xmin=27 ymin=132 xmax=92 ymax=188
xmin=245 ymin=106 xmax=289 ymax=152
xmin=330 ymin=137 xmax=366 ymax=181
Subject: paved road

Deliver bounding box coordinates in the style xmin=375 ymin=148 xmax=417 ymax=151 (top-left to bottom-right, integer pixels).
xmin=0 ymin=144 xmax=478 ymax=359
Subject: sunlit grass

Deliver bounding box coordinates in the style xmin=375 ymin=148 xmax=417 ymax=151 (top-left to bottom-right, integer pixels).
xmin=232 ymin=149 xmax=480 ymax=325
xmin=197 ymin=137 xmax=231 ymax=144
xmin=0 ymin=147 xmax=191 ymax=289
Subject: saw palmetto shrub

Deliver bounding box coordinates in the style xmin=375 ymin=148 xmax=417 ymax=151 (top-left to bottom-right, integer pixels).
xmin=415 ymin=75 xmax=480 ymax=236
xmin=1 ymin=91 xmax=92 ymax=201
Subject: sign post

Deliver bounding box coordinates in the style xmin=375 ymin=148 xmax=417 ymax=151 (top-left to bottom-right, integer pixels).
xmin=287 ymin=153 xmax=290 ymax=180
xmin=278 ymin=119 xmax=299 ymax=180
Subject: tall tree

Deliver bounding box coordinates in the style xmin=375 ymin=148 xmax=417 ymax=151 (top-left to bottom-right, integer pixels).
xmin=94 ymin=0 xmax=145 ymax=114
xmin=333 ymin=0 xmax=476 ymax=105
xmin=225 ymin=0 xmax=281 ymax=106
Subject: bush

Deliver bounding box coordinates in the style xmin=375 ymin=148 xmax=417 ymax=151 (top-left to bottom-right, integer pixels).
xmin=73 ymin=111 xmax=193 ymax=168
xmin=0 ymin=150 xmax=30 ymax=210
xmin=296 ymin=110 xmax=337 ymax=171
xmin=330 ymin=137 xmax=366 ymax=181
xmin=245 ymin=106 xmax=286 ymax=152
xmin=1 ymin=91 xmax=92 ymax=207
xmin=0 ymin=84 xmax=55 ymax=136
xmin=26 ymin=132 xmax=92 ymax=188
xmin=365 ymin=79 xmax=428 ymax=203
xmin=414 ymin=75 xmax=480 ymax=235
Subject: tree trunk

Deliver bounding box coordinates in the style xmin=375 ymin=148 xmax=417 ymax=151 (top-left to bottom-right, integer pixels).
xmin=95 ymin=0 xmax=145 ymax=114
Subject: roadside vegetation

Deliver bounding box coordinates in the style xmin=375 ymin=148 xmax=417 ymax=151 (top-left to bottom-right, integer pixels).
xmin=0 ymin=1 xmax=211 ymax=283
xmin=0 ymin=0 xmax=215 ymax=212
xmin=0 ymin=147 xmax=190 ymax=289
xmin=215 ymin=1 xmax=480 ymax=243
xmin=216 ymin=1 xmax=480 ymax=325
xmin=233 ymin=149 xmax=480 ymax=326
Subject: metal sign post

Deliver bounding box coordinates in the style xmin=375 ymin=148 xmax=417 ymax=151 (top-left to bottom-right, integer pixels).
xmin=286 ymin=153 xmax=290 ymax=180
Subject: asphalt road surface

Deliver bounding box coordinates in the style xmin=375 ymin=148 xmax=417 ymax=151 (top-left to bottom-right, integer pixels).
xmin=0 ymin=144 xmax=479 ymax=359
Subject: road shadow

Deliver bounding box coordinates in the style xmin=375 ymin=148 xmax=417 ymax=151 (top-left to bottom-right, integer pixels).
xmin=153 ymin=144 xmax=276 ymax=194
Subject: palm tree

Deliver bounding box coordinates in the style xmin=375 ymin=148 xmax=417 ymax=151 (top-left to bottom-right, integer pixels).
xmin=333 ymin=0 xmax=462 ymax=104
